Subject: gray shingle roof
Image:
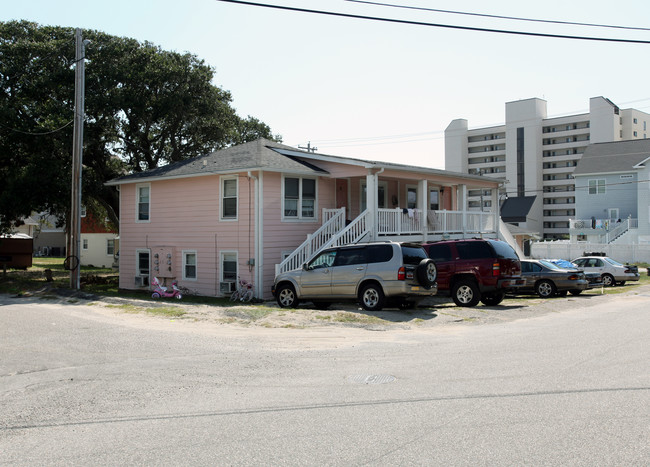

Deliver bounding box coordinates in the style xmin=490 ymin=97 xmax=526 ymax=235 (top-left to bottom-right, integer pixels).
xmin=106 ymin=139 xmax=327 ymax=185
xmin=573 ymin=139 xmax=650 ymax=176
xmin=501 ymin=196 xmax=537 ymax=223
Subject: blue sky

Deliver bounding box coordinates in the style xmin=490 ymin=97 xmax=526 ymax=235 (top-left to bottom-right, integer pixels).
xmin=3 ymin=0 xmax=650 ymax=168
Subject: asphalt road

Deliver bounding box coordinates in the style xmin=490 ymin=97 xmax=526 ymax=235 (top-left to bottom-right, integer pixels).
xmin=1 ymin=289 xmax=649 ymax=466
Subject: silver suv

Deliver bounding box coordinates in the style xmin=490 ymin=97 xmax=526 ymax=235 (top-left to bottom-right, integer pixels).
xmin=272 ymin=242 xmax=437 ymax=311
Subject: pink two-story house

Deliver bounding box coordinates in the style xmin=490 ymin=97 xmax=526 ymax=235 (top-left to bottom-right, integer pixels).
xmin=107 ymin=138 xmax=510 ymax=299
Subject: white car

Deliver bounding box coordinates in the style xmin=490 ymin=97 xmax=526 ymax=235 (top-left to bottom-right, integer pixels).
xmin=571 ymin=256 xmax=640 ymax=286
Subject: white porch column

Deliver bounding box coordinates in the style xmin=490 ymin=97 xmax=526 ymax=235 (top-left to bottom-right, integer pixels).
xmin=459 ymin=184 xmax=467 ymax=237
xmin=366 ymin=170 xmax=377 ymax=241
xmin=491 ymin=187 xmax=499 ymax=235
xmin=418 ymin=179 xmax=428 ymax=242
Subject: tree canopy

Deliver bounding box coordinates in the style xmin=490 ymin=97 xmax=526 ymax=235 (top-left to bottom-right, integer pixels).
xmin=0 ymin=20 xmax=281 ymax=234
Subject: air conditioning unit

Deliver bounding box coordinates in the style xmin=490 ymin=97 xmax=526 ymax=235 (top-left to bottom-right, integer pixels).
xmin=134 ymin=275 xmax=149 ymax=287
xmin=220 ymin=281 xmax=235 ymax=295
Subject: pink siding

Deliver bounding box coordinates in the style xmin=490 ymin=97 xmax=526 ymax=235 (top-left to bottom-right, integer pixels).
xmin=261 ymin=172 xmax=336 ymax=298
xmin=119 ymin=174 xmax=257 ymax=297
xmin=118 ymin=161 xmax=499 ymax=299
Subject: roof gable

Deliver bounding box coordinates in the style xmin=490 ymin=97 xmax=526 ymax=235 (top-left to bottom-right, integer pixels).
xmin=574 ymin=139 xmax=650 ymax=176
xmin=106 ymin=139 xmax=328 ymax=185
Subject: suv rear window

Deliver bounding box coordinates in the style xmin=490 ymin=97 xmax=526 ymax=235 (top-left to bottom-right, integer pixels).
xmin=426 ymin=243 xmax=452 ymax=262
xmin=401 ymin=245 xmax=427 ymax=265
xmin=365 ymin=244 xmax=393 ymax=264
xmin=489 ymin=240 xmax=519 ymax=260
xmin=456 ymin=242 xmax=493 ymax=260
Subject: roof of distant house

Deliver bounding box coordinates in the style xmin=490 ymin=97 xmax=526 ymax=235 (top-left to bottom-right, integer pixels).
xmin=500 ymin=196 xmax=537 ymax=223
xmin=574 ymin=139 xmax=650 ymax=176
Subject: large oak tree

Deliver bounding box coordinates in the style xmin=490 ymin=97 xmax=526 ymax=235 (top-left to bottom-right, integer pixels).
xmin=0 ymin=20 xmax=280 ymax=234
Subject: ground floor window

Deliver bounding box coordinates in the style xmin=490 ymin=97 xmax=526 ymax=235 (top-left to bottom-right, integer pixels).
xmin=82 ymin=238 xmax=88 ymax=250
xmin=183 ymin=250 xmax=197 ymax=280
xmin=107 ymin=239 xmax=115 ymax=256
xmin=221 ymin=251 xmax=237 ymax=283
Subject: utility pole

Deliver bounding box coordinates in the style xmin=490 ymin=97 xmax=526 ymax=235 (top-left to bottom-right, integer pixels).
xmin=298 ymin=142 xmax=317 ymax=153
xmin=69 ymin=29 xmax=87 ymax=289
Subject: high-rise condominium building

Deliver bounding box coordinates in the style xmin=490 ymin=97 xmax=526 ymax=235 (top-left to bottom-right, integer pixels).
xmin=445 ymin=96 xmax=650 ymax=240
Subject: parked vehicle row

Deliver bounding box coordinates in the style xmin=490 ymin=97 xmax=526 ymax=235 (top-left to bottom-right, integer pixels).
xmin=272 ymin=239 xmax=639 ymax=310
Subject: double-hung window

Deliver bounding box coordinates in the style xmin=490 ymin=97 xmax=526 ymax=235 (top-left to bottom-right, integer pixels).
xmin=221 ymin=252 xmax=237 ymax=282
xmin=107 ymin=239 xmax=115 ymax=256
xmin=183 ymin=251 xmax=197 ymax=280
xmin=283 ymin=177 xmax=316 ymax=220
xmin=137 ymin=184 xmax=150 ymax=222
xmin=221 ymin=177 xmax=238 ymax=220
xmin=588 ymin=179 xmax=605 ymax=195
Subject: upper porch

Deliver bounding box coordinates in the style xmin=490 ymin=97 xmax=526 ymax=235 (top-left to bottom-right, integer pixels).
xmin=276 ymin=166 xmax=509 ymax=275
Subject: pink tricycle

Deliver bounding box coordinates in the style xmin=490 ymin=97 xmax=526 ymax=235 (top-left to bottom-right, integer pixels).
xmin=151 ymin=276 xmax=182 ymax=300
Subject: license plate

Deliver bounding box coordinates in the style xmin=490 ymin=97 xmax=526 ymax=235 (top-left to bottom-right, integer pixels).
xmin=411 ymin=286 xmax=420 ymax=291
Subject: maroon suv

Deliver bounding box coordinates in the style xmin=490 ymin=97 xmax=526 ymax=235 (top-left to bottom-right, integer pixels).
xmin=421 ymin=239 xmax=524 ymax=307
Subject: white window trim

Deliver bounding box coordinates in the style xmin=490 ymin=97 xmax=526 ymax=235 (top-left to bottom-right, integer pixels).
xmin=135 ymin=183 xmax=151 ymax=223
xmin=136 ymin=248 xmax=151 ymax=278
xmin=360 ymin=181 xmax=388 ymax=211
xmin=220 ymin=176 xmax=238 ymax=221
xmin=588 ymin=179 xmax=606 ymax=195
xmin=106 ymin=238 xmax=115 ymax=256
xmin=82 ymin=238 xmax=88 ymax=250
xmin=182 ymin=250 xmax=198 ymax=281
xmin=281 ymin=175 xmax=318 ymax=222
xmin=220 ymin=250 xmax=238 ymax=283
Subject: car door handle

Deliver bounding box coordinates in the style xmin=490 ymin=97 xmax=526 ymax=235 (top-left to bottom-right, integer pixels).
xmin=356 ymin=267 xmax=364 ymax=270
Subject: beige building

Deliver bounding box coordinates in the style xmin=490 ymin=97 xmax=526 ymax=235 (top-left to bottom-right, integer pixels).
xmin=445 ymin=96 xmax=650 ymax=240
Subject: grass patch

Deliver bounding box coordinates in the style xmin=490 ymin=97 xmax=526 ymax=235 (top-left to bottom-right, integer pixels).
xmin=104 ymin=303 xmax=186 ymax=318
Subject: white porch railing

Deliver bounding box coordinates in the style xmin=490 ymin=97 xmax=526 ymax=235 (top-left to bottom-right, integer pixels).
xmin=570 ymin=218 xmax=638 ymax=244
xmin=275 ymin=208 xmax=498 ymax=276
xmin=323 ymin=209 xmax=371 ymax=249
xmin=275 ymin=208 xmax=346 ymax=275
xmin=377 ymin=208 xmax=495 ymax=235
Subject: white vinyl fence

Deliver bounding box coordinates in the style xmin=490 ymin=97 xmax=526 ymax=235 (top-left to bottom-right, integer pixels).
xmin=530 ymin=241 xmax=650 ymax=264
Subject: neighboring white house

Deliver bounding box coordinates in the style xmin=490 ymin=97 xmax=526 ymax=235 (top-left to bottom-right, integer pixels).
xmin=445 ymin=96 xmax=650 ymax=240
xmin=570 ymin=139 xmax=650 ymax=245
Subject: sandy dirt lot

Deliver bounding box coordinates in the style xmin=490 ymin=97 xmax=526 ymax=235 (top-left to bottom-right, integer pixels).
xmin=6 ymin=283 xmax=648 ymax=334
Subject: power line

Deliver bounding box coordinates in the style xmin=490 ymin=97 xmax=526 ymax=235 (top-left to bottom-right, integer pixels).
xmin=215 ymin=0 xmax=650 ymax=44
xmin=0 ymin=119 xmax=74 ymax=136
xmin=346 ymin=0 xmax=650 ymax=32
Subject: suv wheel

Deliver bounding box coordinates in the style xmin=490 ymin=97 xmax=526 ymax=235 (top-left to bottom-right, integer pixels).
xmin=416 ymin=259 xmax=437 ymax=288
xmin=359 ymin=283 xmax=385 ymax=311
xmin=276 ymin=283 xmax=299 ymax=308
xmin=535 ymin=280 xmax=556 ymax=298
xmin=452 ymin=279 xmax=480 ymax=307
xmin=480 ymin=291 xmax=505 ymax=306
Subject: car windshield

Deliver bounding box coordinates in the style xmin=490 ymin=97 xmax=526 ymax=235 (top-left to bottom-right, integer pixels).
xmin=401 ymin=245 xmax=427 ymax=265
xmin=604 ymin=257 xmax=624 ymax=267
xmin=489 ymin=240 xmax=519 ymax=259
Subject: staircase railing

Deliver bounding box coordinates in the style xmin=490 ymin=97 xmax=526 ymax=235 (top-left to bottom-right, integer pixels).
xmin=605 ymin=218 xmax=630 ymax=243
xmin=322 ymin=209 xmax=371 ymax=250
xmin=275 ymin=208 xmax=346 ymax=275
